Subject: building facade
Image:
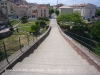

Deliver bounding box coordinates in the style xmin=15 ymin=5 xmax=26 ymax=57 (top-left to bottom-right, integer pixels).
xmin=71 ymin=3 xmax=96 ymax=19
xmin=0 ymin=0 xmax=13 ymax=17
xmin=58 ymin=6 xmax=73 ymax=14
xmin=13 ymin=5 xmax=28 ymax=18
xmin=37 ymin=5 xmax=49 ymax=18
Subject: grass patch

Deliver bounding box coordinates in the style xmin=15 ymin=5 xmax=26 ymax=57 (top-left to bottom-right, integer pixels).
xmin=18 ymin=26 xmax=31 ymax=32
xmin=41 ymin=27 xmax=46 ymax=34
xmin=46 ymin=21 xmax=49 ymax=25
xmin=9 ymin=19 xmax=19 ymax=26
xmin=0 ymin=34 xmax=34 ymax=61
xmin=17 ymin=21 xmax=35 ymax=27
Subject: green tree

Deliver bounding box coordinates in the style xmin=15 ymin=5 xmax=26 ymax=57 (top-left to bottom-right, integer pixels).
xmin=57 ymin=11 xmax=87 ymax=33
xmin=71 ymin=12 xmax=82 ymax=25
xmin=55 ymin=9 xmax=59 ymax=16
xmin=31 ymin=24 xmax=40 ymax=33
xmin=95 ymin=10 xmax=100 ymax=16
xmin=21 ymin=16 xmax=28 ymax=23
xmin=91 ymin=22 xmax=100 ymax=39
xmin=49 ymin=8 xmax=54 ymax=16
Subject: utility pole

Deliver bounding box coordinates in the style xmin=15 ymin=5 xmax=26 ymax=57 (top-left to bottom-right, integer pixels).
xmin=57 ymin=0 xmax=58 ymax=5
xmin=57 ymin=0 xmax=58 ymax=9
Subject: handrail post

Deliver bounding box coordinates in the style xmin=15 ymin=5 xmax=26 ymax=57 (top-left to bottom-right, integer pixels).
xmin=19 ymin=37 xmax=23 ymax=53
xmin=27 ymin=35 xmax=29 ymax=46
xmin=89 ymin=36 xmax=92 ymax=52
xmin=3 ymin=42 xmax=10 ymax=64
xmin=81 ymin=34 xmax=83 ymax=46
xmin=33 ymin=36 xmax=34 ymax=42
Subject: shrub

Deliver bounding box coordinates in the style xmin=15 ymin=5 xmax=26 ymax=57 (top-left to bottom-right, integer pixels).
xmin=21 ymin=16 xmax=28 ymax=23
xmin=35 ymin=20 xmax=40 ymax=25
xmin=87 ymin=18 xmax=90 ymax=22
xmin=37 ymin=17 xmax=49 ymax=21
xmin=9 ymin=27 xmax=14 ymax=31
xmin=40 ymin=21 xmax=46 ymax=28
xmin=31 ymin=24 xmax=40 ymax=33
xmin=37 ymin=17 xmax=45 ymax=20
xmin=60 ymin=24 xmax=70 ymax=29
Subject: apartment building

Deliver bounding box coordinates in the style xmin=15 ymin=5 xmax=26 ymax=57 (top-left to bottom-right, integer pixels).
xmin=71 ymin=3 xmax=96 ymax=19
xmin=10 ymin=0 xmax=27 ymax=5
xmin=0 ymin=0 xmax=13 ymax=17
xmin=0 ymin=0 xmax=49 ymax=19
xmin=13 ymin=5 xmax=29 ymax=18
xmin=13 ymin=4 xmax=49 ymax=19
xmin=37 ymin=5 xmax=49 ymax=18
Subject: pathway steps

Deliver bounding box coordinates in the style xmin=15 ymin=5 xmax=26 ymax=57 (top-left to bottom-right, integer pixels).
xmin=2 ymin=19 xmax=100 ymax=75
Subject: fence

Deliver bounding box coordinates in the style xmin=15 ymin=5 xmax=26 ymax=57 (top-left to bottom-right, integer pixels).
xmin=0 ymin=34 xmax=39 ymax=63
xmin=64 ymin=31 xmax=100 ymax=56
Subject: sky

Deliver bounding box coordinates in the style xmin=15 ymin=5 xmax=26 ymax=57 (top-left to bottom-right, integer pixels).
xmin=26 ymin=0 xmax=100 ymax=6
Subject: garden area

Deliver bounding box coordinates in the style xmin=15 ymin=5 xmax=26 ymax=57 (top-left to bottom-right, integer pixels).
xmin=0 ymin=16 xmax=50 ymax=62
xmin=57 ymin=12 xmax=100 ymax=56
xmin=14 ymin=16 xmax=49 ymax=35
xmin=9 ymin=18 xmax=20 ymax=26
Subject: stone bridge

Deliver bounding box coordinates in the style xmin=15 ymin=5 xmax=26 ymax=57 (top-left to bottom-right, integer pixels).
xmin=1 ymin=19 xmax=100 ymax=75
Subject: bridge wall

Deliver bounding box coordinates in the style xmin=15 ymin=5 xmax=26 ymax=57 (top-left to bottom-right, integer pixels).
xmin=58 ymin=25 xmax=100 ymax=72
xmin=0 ymin=26 xmax=51 ymax=74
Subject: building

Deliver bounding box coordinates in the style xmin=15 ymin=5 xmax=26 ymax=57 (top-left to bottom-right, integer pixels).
xmin=71 ymin=3 xmax=97 ymax=19
xmin=37 ymin=5 xmax=49 ymax=18
xmin=13 ymin=5 xmax=29 ymax=18
xmin=10 ymin=0 xmax=27 ymax=5
xmin=0 ymin=0 xmax=13 ymax=18
xmin=59 ymin=5 xmax=73 ymax=14
xmin=96 ymin=7 xmax=100 ymax=10
xmin=53 ymin=3 xmax=64 ymax=9
xmin=0 ymin=0 xmax=12 ymax=28
xmin=13 ymin=4 xmax=49 ymax=19
xmin=0 ymin=0 xmax=49 ymax=19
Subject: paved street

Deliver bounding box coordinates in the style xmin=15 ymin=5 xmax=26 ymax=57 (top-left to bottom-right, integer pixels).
xmin=2 ymin=19 xmax=100 ymax=75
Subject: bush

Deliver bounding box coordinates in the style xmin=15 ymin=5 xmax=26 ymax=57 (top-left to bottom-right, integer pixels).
xmin=87 ymin=18 xmax=90 ymax=22
xmin=37 ymin=17 xmax=49 ymax=21
xmin=60 ymin=24 xmax=70 ymax=29
xmin=40 ymin=21 xmax=46 ymax=28
xmin=9 ymin=27 xmax=14 ymax=31
xmin=21 ymin=16 xmax=28 ymax=23
xmin=35 ymin=20 xmax=40 ymax=25
xmin=31 ymin=24 xmax=40 ymax=33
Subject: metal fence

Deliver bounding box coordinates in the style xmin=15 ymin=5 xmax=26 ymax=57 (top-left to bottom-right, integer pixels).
xmin=65 ymin=31 xmax=100 ymax=56
xmin=0 ymin=34 xmax=39 ymax=63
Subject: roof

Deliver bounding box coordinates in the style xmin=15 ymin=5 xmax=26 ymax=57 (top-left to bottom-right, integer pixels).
xmin=59 ymin=6 xmax=72 ymax=9
xmin=71 ymin=3 xmax=96 ymax=7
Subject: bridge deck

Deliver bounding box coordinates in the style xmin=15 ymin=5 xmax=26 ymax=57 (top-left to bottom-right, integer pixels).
xmin=2 ymin=19 xmax=100 ymax=75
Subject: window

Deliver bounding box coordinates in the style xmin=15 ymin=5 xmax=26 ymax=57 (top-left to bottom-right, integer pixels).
xmin=44 ymin=13 xmax=46 ymax=17
xmin=1 ymin=3 xmax=4 ymax=5
xmin=11 ymin=12 xmax=13 ymax=13
xmin=44 ymin=10 xmax=46 ymax=12
xmin=5 ymin=3 xmax=7 ymax=5
xmin=41 ymin=13 xmax=42 ymax=17
xmin=1 ymin=6 xmax=4 ymax=8
xmin=90 ymin=10 xmax=92 ymax=14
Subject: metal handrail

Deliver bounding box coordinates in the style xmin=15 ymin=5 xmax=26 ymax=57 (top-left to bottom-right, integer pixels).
xmin=65 ymin=30 xmax=100 ymax=55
